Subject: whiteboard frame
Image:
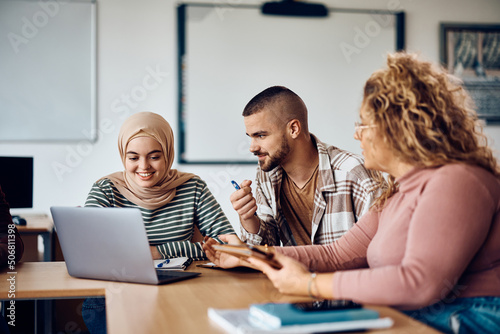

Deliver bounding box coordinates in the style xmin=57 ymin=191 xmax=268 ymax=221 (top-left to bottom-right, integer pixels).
xmin=177 ymin=3 xmax=405 ymax=164
xmin=0 ymin=0 xmax=97 ymax=143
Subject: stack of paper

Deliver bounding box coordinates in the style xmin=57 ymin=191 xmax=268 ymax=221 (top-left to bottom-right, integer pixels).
xmin=154 ymin=257 xmax=193 ymax=270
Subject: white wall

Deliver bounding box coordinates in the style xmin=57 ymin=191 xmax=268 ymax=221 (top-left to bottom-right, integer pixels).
xmin=2 ymin=0 xmax=500 ymax=231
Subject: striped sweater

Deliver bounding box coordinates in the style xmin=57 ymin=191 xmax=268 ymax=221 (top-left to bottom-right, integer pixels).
xmin=85 ymin=176 xmax=235 ymax=260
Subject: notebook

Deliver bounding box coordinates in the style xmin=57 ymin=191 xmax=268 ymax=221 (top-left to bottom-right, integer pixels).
xmin=249 ymin=302 xmax=379 ymax=329
xmin=208 ymin=308 xmax=394 ymax=334
xmin=50 ymin=206 xmax=201 ymax=285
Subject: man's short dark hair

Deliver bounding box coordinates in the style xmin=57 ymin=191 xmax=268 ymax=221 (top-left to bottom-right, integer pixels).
xmin=242 ymin=86 xmax=301 ymax=117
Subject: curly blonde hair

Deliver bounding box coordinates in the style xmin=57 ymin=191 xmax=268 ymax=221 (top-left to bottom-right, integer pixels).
xmin=363 ymin=52 xmax=499 ymax=208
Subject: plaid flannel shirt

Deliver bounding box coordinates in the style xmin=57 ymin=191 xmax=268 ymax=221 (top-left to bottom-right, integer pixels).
xmin=240 ymin=134 xmax=381 ymax=246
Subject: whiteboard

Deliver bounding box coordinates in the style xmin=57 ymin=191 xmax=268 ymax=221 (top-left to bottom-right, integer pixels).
xmin=0 ymin=0 xmax=96 ymax=142
xmin=178 ymin=4 xmax=404 ymax=163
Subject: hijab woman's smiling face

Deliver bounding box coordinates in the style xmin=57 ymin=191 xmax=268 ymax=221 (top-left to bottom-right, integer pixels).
xmin=125 ymin=136 xmax=167 ymax=188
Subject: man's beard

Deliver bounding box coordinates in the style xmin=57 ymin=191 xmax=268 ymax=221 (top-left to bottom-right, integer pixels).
xmin=257 ymin=136 xmax=290 ymax=172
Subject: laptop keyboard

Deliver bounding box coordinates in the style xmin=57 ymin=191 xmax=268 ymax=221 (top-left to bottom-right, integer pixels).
xmin=156 ymin=269 xmax=200 ymax=279
xmin=156 ymin=269 xmax=189 ymax=278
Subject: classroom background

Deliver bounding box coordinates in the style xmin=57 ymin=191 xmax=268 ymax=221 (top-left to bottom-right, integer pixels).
xmin=1 ymin=0 xmax=499 ymax=232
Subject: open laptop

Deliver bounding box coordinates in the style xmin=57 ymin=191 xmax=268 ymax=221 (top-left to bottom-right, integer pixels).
xmin=50 ymin=206 xmax=201 ymax=285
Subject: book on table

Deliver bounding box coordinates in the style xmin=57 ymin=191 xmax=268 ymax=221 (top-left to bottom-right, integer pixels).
xmin=249 ymin=300 xmax=380 ymax=329
xmin=207 ymin=300 xmax=394 ymax=333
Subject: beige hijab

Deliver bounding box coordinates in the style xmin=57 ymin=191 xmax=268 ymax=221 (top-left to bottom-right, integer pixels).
xmin=103 ymin=112 xmax=194 ymax=210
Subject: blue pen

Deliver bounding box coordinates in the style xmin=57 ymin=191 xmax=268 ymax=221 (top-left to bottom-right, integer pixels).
xmin=231 ymin=180 xmax=258 ymax=217
xmin=157 ymin=259 xmax=170 ymax=268
xmin=231 ymin=180 xmax=241 ymax=190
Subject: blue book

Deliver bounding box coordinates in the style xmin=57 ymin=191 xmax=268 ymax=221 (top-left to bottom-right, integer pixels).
xmin=249 ymin=302 xmax=379 ymax=330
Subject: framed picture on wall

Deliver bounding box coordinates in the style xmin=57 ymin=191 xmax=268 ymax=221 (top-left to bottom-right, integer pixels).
xmin=440 ymin=23 xmax=500 ymax=122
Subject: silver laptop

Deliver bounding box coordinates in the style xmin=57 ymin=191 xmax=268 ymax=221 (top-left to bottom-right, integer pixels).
xmin=50 ymin=206 xmax=201 ymax=285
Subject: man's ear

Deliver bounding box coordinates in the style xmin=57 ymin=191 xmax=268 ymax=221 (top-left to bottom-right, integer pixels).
xmin=287 ymin=119 xmax=301 ymax=139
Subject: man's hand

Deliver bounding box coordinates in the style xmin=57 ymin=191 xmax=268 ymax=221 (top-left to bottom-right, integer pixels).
xmin=230 ymin=180 xmax=260 ymax=233
xmin=203 ymin=234 xmax=248 ymax=269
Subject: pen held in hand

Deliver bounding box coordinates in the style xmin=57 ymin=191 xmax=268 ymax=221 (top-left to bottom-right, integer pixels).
xmin=231 ymin=180 xmax=258 ymax=217
xmin=231 ymin=180 xmax=241 ymax=190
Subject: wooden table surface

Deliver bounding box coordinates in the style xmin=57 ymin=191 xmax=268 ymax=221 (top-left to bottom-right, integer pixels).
xmin=0 ymin=262 xmax=441 ymax=333
xmin=15 ymin=214 xmax=53 ymax=233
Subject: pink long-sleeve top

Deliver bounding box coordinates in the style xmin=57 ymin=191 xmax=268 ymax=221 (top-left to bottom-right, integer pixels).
xmin=277 ymin=164 xmax=500 ymax=310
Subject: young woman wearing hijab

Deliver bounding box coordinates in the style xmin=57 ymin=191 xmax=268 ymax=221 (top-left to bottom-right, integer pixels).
xmin=82 ymin=111 xmax=235 ymax=333
xmin=204 ymin=53 xmax=500 ymax=334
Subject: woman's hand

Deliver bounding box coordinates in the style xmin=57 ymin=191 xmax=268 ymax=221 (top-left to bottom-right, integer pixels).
xmin=248 ymin=252 xmax=336 ymax=299
xmin=247 ymin=252 xmax=312 ymax=296
xmin=202 ymin=234 xmax=248 ymax=269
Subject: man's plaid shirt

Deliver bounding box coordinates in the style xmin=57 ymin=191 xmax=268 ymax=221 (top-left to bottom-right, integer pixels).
xmin=240 ymin=135 xmax=382 ymax=246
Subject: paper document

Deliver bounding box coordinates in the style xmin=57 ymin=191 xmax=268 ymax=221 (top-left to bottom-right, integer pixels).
xmin=154 ymin=257 xmax=192 ymax=270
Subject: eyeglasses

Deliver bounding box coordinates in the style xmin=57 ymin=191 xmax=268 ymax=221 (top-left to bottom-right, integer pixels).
xmin=354 ymin=121 xmax=376 ymax=138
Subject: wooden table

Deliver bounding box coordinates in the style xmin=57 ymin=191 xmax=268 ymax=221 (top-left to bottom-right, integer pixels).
xmin=0 ymin=262 xmax=441 ymax=333
xmin=16 ymin=214 xmax=54 ymax=262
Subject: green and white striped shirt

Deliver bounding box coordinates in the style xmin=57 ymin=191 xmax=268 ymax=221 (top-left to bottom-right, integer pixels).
xmin=85 ymin=176 xmax=235 ymax=260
